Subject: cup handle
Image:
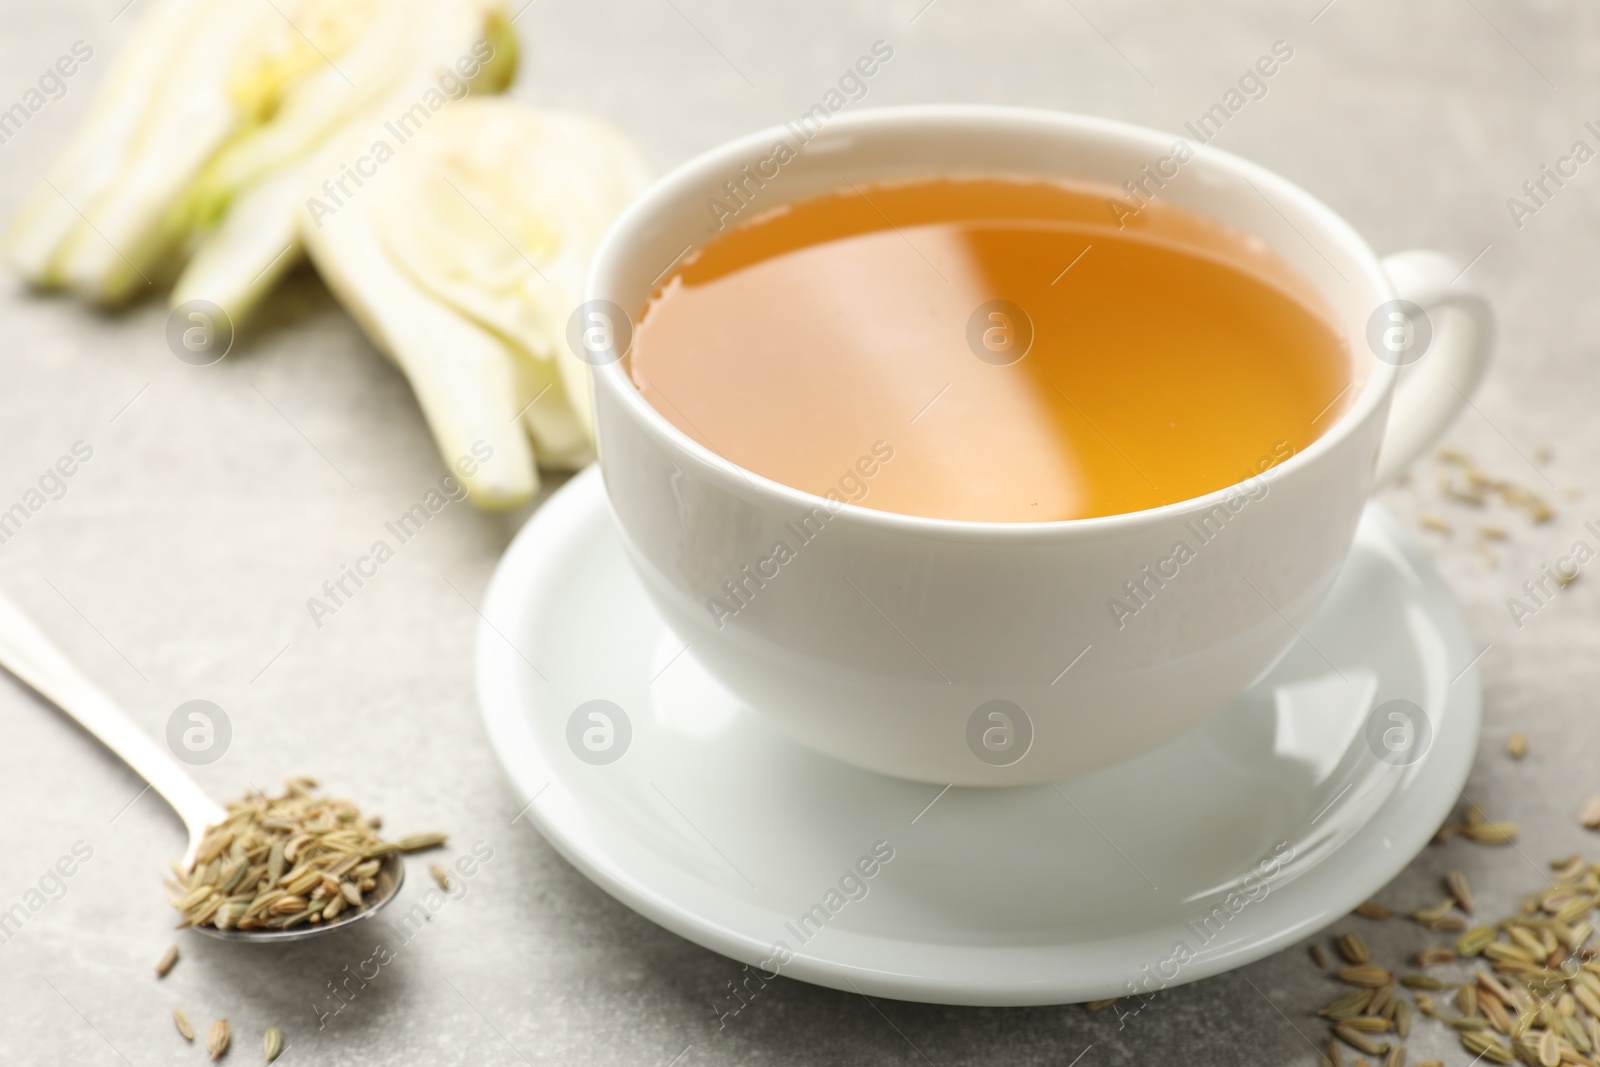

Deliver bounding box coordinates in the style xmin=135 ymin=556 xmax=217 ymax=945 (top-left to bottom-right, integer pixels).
xmin=1370 ymin=249 xmax=1495 ymax=488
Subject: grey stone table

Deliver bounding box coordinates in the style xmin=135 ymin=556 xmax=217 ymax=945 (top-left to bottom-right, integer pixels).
xmin=1 ymin=1 xmax=1596 ymax=1063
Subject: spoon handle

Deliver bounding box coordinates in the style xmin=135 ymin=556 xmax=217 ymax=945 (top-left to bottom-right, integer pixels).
xmin=0 ymin=588 xmax=224 ymax=855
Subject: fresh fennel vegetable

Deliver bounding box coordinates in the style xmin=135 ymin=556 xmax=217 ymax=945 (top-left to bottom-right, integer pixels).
xmin=5 ymin=0 xmax=651 ymax=507
xmin=301 ymin=100 xmax=650 ymax=506
xmin=6 ymin=0 xmax=515 ymax=315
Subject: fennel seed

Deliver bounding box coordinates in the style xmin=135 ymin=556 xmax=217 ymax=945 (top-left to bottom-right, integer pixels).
xmin=206 ymin=1018 xmax=230 ymax=1060
xmin=1337 ymin=931 xmax=1369 ymax=965
xmin=1446 ymin=870 xmax=1475 ymax=914
xmin=1580 ymin=795 xmax=1600 ymax=830
xmin=396 ymin=832 xmax=449 ymax=852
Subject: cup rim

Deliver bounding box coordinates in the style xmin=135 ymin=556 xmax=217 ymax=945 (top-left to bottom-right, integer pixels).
xmin=587 ymin=103 xmax=1397 ymax=540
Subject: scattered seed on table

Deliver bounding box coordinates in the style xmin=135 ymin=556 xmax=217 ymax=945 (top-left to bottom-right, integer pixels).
xmin=1318 ymin=988 xmax=1375 ymax=1018
xmin=1338 ymin=965 xmax=1394 ymax=988
xmin=1412 ymin=899 xmax=1455 ymax=925
xmin=1464 ymin=821 xmax=1518 ymax=845
xmin=1342 ymin=1016 xmax=1392 ymax=1034
xmin=396 ymin=832 xmax=448 ymax=852
xmin=1460 ymin=1030 xmax=1512 ymax=1064
xmin=1333 ymin=1022 xmax=1389 ymax=1056
xmin=206 ymin=1019 xmax=229 ymax=1061
xmin=1338 ymin=932 xmax=1369 ymax=965
xmin=1446 ymin=871 xmax=1475 ymax=914
xmin=1580 ymin=796 xmax=1600 ymax=830
xmin=1418 ymin=512 xmax=1452 ymax=535
xmin=1457 ymin=926 xmax=1495 ymax=956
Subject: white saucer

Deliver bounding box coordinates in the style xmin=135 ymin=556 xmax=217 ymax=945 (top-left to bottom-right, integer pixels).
xmin=476 ymin=466 xmax=1481 ymax=1007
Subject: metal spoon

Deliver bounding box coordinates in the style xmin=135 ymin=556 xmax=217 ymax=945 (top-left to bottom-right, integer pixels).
xmin=0 ymin=588 xmax=403 ymax=941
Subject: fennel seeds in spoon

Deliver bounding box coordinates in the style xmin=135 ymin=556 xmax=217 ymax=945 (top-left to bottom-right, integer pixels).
xmin=166 ymin=778 xmax=445 ymax=932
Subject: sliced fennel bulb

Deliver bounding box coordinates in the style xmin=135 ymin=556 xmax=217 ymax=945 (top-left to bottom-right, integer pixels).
xmin=5 ymin=0 xmax=644 ymax=509
xmin=172 ymin=0 xmax=517 ymax=320
xmin=4 ymin=0 xmax=514 ymax=318
xmin=301 ymin=99 xmax=650 ymax=506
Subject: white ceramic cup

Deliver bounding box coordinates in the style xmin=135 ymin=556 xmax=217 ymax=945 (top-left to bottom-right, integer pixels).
xmin=584 ymin=105 xmax=1492 ymax=786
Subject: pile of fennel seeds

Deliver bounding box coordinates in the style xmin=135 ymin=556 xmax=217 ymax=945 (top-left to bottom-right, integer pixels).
xmin=166 ymin=778 xmax=445 ymax=932
xmin=1304 ymin=800 xmax=1600 ymax=1067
